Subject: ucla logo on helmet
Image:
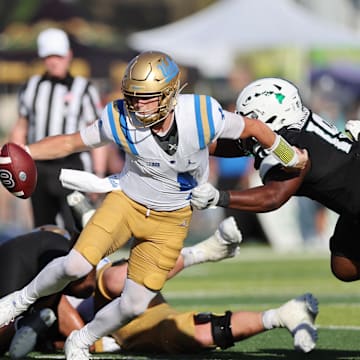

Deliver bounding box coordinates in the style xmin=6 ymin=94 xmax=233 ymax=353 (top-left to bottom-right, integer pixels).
xmin=157 ymin=57 xmax=179 ymax=83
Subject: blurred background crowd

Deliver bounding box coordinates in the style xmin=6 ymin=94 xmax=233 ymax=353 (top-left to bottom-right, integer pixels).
xmin=1 ymin=0 xmax=360 ymax=252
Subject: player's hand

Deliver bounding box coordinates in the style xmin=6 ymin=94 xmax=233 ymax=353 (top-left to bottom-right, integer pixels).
xmin=293 ymin=147 xmax=308 ymax=170
xmin=345 ymin=120 xmax=360 ymax=141
xmin=191 ymin=183 xmax=220 ymax=209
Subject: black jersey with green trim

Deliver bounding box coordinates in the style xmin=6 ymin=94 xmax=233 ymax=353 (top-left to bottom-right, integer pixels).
xmin=256 ymin=111 xmax=360 ymax=217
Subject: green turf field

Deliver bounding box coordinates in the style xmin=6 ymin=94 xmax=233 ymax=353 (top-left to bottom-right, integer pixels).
xmin=7 ymin=245 xmax=360 ymax=359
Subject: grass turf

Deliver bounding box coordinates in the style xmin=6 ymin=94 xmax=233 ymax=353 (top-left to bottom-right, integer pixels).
xmin=5 ymin=245 xmax=360 ymax=359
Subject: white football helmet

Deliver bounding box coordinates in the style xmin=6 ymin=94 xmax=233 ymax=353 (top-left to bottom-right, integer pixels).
xmin=122 ymin=51 xmax=181 ymax=128
xmin=236 ymin=77 xmax=308 ymax=131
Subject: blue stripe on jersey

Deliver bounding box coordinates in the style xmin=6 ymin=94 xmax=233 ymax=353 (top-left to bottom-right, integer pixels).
xmin=107 ymin=101 xmax=138 ymax=155
xmin=205 ymin=95 xmax=216 ymax=141
xmin=194 ymin=95 xmax=216 ymax=149
xmin=107 ymin=103 xmax=122 ymax=145
xmin=117 ymin=102 xmax=138 ymax=155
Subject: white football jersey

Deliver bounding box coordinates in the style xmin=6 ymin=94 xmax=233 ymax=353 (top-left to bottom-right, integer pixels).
xmin=81 ymin=94 xmax=244 ymax=211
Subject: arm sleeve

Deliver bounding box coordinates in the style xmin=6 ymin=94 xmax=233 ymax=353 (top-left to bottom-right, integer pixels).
xmin=219 ymin=110 xmax=245 ymax=140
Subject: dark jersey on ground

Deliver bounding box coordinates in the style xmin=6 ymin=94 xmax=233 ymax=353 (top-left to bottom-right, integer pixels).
xmin=255 ymin=111 xmax=360 ymax=217
xmin=0 ymin=231 xmax=70 ymax=297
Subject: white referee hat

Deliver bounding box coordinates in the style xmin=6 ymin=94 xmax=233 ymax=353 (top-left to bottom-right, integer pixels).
xmin=37 ymin=28 xmax=70 ymax=58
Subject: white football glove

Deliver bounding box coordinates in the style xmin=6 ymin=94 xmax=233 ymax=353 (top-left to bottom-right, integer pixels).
xmin=191 ymin=182 xmax=220 ymax=210
xmin=345 ymin=120 xmax=360 ymax=141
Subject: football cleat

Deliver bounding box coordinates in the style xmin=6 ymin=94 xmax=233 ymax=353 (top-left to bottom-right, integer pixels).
xmin=204 ymin=216 xmax=242 ymax=261
xmin=64 ymin=330 xmax=90 ymax=360
xmin=188 ymin=216 xmax=242 ymax=263
xmin=277 ymin=293 xmax=319 ymax=353
xmin=9 ymin=308 xmax=57 ymax=359
xmin=217 ymin=216 xmax=243 ymax=248
xmin=0 ymin=291 xmax=30 ymax=327
xmin=94 ymin=336 xmax=121 ymax=353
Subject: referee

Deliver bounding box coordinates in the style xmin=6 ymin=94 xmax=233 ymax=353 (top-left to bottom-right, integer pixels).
xmin=9 ymin=28 xmax=105 ymax=232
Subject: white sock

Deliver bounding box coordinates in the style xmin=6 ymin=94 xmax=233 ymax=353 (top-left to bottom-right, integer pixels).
xmin=18 ymin=287 xmax=37 ymax=306
xmin=25 ymin=250 xmax=93 ymax=299
xmin=262 ymin=309 xmax=281 ymax=329
xmin=86 ymin=279 xmax=156 ymax=340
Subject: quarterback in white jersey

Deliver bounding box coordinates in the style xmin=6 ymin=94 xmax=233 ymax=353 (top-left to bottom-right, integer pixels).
xmin=0 ymin=51 xmax=307 ymax=360
xmin=81 ymin=94 xmax=244 ymax=211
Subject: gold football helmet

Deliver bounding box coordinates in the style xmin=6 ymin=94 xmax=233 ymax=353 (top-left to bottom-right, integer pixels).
xmin=122 ymin=51 xmax=181 ymax=127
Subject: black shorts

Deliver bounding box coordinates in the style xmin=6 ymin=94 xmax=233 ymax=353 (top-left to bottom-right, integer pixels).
xmin=330 ymin=215 xmax=360 ymax=261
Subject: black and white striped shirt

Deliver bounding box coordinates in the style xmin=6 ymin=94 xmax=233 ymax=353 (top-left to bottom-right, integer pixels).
xmin=18 ymin=73 xmax=102 ymax=144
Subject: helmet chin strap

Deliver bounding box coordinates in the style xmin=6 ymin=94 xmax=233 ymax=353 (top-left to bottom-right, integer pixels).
xmin=178 ymin=82 xmax=188 ymax=94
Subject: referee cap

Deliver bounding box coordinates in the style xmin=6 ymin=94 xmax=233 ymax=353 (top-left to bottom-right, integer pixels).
xmin=37 ymin=28 xmax=70 ymax=58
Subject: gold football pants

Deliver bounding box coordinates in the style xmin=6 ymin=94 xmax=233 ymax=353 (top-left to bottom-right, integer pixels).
xmin=74 ymin=190 xmax=192 ymax=290
xmin=112 ymin=303 xmax=203 ymax=354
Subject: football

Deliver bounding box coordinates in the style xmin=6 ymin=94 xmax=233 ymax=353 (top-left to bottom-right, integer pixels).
xmin=0 ymin=143 xmax=37 ymax=199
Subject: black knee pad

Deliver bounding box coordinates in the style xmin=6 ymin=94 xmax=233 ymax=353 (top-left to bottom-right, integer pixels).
xmin=194 ymin=311 xmax=234 ymax=349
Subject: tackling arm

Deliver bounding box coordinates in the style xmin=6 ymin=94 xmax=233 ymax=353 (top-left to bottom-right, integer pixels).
xmin=227 ymin=174 xmax=302 ymax=212
xmin=191 ymin=162 xmax=309 ymax=211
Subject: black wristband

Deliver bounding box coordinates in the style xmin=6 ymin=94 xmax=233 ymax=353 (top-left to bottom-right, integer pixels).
xmin=217 ymin=190 xmax=230 ymax=207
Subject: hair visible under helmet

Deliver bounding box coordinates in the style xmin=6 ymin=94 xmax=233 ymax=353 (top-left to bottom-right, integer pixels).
xmin=121 ymin=51 xmax=181 ymax=128
xmin=236 ymin=77 xmax=309 ymax=131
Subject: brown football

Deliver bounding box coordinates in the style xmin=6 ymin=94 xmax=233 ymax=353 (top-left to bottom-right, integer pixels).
xmin=0 ymin=143 xmax=37 ymax=199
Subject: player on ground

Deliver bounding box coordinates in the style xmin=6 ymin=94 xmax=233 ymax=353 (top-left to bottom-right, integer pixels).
xmin=73 ymin=263 xmax=318 ymax=355
xmin=6 ymin=195 xmax=318 ymax=357
xmin=1 ymin=193 xmax=242 ymax=358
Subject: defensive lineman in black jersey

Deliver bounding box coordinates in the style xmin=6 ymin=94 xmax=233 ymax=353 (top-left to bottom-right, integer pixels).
xmin=258 ymin=111 xmax=355 ymax=215
xmin=191 ymin=77 xmax=360 ymax=283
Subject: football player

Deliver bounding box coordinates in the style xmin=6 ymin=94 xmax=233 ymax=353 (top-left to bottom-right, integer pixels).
xmin=191 ymin=77 xmax=360 ymax=285
xmin=0 ymin=225 xmax=92 ymax=358
xmin=73 ymin=260 xmax=318 ymax=355
xmin=7 ymin=225 xmax=318 ymax=357
xmin=0 ymin=53 xmax=307 ymax=360
xmin=1 ymin=192 xmax=243 ymax=358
